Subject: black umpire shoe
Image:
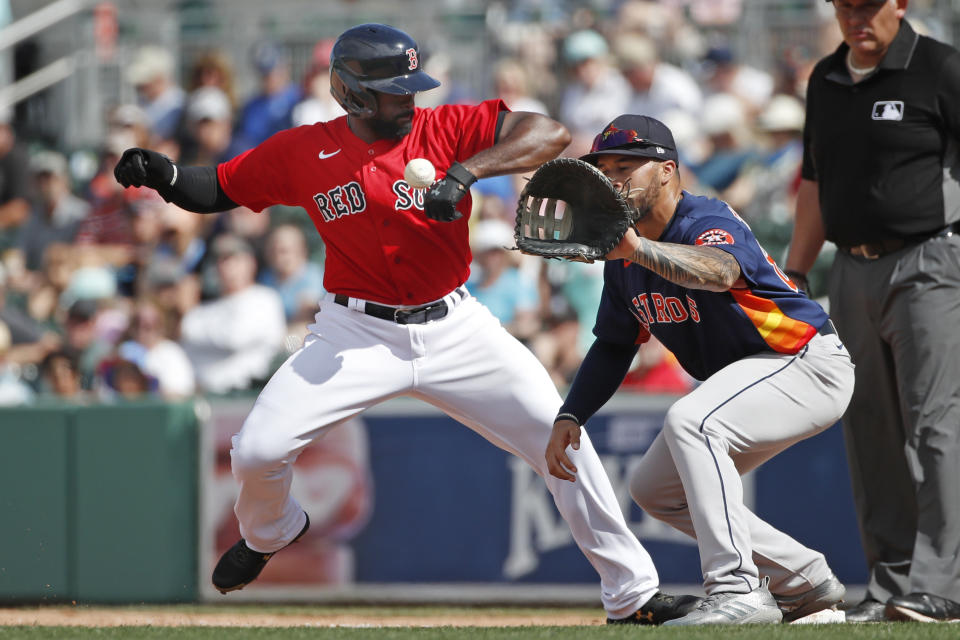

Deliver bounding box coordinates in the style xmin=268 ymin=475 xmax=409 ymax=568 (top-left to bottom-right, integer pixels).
xmin=886 ymin=593 xmax=960 ymax=622
xmin=606 ymin=591 xmax=703 ymax=625
xmin=843 ymin=598 xmax=888 ymax=623
xmin=212 ymin=513 xmax=310 ymax=594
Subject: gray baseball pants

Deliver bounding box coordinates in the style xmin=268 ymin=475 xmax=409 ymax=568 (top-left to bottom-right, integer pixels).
xmin=827 ymin=234 xmax=960 ymax=604
xmin=629 ymin=331 xmax=855 ymax=595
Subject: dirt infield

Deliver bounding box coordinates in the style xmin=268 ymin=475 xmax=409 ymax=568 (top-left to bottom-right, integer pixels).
xmin=0 ymin=607 xmax=604 ymax=627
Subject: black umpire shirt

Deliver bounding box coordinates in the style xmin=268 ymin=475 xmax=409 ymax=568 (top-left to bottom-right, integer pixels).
xmin=801 ymin=20 xmax=960 ymax=246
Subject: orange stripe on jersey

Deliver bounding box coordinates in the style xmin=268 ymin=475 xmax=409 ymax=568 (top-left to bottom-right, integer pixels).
xmin=729 ymin=289 xmax=816 ymax=353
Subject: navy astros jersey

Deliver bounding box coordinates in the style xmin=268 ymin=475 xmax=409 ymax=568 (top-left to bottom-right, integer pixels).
xmin=594 ymin=192 xmax=829 ymax=381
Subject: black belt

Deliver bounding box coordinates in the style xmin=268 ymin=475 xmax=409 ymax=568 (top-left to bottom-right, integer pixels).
xmin=839 ymin=222 xmax=959 ymax=259
xmin=333 ymin=287 xmax=467 ymax=325
xmin=818 ymin=319 xmax=837 ymax=337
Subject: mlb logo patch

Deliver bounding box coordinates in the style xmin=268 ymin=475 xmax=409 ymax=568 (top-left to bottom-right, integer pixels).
xmin=695 ymin=229 xmax=735 ymax=246
xmin=872 ymin=101 xmax=904 ymax=121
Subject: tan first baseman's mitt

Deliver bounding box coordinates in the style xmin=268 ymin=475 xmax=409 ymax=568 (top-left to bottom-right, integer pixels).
xmin=514 ymin=157 xmax=639 ymax=263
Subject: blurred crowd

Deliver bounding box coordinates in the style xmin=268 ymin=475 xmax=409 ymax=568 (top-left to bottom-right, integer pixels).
xmin=0 ymin=0 xmax=855 ymax=405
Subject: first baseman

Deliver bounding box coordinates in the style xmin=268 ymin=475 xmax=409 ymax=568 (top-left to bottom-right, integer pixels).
xmin=114 ymin=24 xmax=700 ymax=624
xmin=546 ymin=115 xmax=856 ymax=625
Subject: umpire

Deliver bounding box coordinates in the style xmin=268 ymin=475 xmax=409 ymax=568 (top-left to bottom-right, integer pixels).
xmin=785 ymin=0 xmax=960 ymax=623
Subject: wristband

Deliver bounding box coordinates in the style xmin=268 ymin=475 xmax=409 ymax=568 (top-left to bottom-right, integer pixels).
xmin=554 ymin=412 xmax=581 ymax=426
xmin=444 ymin=162 xmax=478 ymax=189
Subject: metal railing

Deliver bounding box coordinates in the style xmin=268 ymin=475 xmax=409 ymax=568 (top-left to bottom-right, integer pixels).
xmin=0 ymin=0 xmax=92 ymax=112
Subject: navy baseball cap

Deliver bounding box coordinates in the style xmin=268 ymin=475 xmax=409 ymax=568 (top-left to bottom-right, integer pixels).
xmin=580 ymin=115 xmax=678 ymax=165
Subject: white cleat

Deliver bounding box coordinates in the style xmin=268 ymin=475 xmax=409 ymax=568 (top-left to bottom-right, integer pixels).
xmin=663 ymin=577 xmax=783 ymax=626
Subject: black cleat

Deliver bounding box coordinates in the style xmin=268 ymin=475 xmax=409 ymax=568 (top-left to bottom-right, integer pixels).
xmin=212 ymin=513 xmax=310 ymax=594
xmin=843 ymin=598 xmax=888 ymax=623
xmin=886 ymin=593 xmax=960 ymax=623
xmin=607 ymin=591 xmax=703 ymax=625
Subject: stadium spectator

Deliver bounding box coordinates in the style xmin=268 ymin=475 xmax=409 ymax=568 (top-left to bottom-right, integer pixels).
xmin=106 ymin=103 xmax=152 ymax=150
xmin=467 ymin=219 xmax=539 ymax=344
xmin=620 ymin=336 xmax=695 ymax=395
xmin=0 ymin=258 xmax=60 ymax=367
xmin=0 ymin=105 xmax=31 ymax=252
xmin=17 ymin=151 xmax=90 ymax=272
xmin=236 ymin=42 xmax=301 ymax=146
xmin=95 ymin=356 xmax=157 ymax=399
xmin=0 ymin=319 xmax=33 ymax=405
xmin=558 ymin=29 xmax=631 ymax=152
xmin=118 ymin=298 xmax=195 ymax=399
xmin=413 ymin=52 xmax=475 ymax=109
xmin=292 ymin=39 xmax=345 ymax=126
xmin=493 ymin=58 xmax=549 ymax=115
xmin=181 ymin=87 xmax=249 ymax=166
xmin=531 ymin=260 xmax=585 ymax=387
xmin=179 ymin=234 xmax=285 ymax=394
xmin=259 ymin=224 xmax=325 ymax=324
xmin=39 ymin=349 xmax=85 ymax=399
xmin=126 ymin=45 xmax=186 ymax=141
xmin=688 ymin=92 xmax=759 ymax=196
xmin=78 ymin=135 xmax=166 ymax=268
xmin=614 ymin=33 xmax=703 ymax=121
xmin=61 ymin=298 xmax=113 ymax=391
xmin=728 ymin=94 xmax=806 ymax=226
xmin=141 ymin=255 xmax=199 ymax=338
xmin=187 ymin=49 xmax=238 ymax=112
xmin=699 ymin=44 xmax=774 ymax=115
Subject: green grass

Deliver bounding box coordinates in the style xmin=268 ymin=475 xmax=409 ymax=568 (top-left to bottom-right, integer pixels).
xmin=1 ymin=605 xmax=958 ymax=639
xmin=1 ymin=624 xmax=958 ymax=639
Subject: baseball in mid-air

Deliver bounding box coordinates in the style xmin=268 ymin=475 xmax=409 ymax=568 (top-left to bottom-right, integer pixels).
xmin=404 ymin=158 xmax=436 ymax=188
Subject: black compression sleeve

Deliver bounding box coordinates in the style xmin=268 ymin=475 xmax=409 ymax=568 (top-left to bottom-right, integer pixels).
xmin=558 ymin=338 xmax=639 ymax=425
xmin=155 ymin=165 xmax=238 ymax=213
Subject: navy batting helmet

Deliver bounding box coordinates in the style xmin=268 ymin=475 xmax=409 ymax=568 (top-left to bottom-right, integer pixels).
xmin=330 ymin=23 xmax=440 ymax=118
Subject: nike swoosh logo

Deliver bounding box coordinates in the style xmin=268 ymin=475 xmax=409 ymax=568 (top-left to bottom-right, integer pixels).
xmin=318 ymin=149 xmax=341 ymax=159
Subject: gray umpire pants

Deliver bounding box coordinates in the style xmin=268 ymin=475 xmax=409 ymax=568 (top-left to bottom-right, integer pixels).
xmin=827 ymin=233 xmax=960 ymax=604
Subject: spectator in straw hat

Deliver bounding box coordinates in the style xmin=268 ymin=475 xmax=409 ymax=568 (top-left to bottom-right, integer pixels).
xmin=182 ymin=87 xmax=249 ymax=165
xmin=126 ymin=45 xmax=185 ymax=141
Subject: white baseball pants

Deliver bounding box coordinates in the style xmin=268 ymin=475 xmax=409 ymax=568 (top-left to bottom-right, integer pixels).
xmin=229 ymin=291 xmax=659 ymax=616
xmin=629 ymin=332 xmax=855 ymax=596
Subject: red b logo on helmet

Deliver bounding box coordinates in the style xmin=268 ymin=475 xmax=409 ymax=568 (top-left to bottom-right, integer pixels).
xmin=406 ymin=48 xmax=418 ymax=71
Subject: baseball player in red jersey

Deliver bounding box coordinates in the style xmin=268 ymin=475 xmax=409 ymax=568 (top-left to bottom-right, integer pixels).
xmin=113 ymin=24 xmax=699 ymax=624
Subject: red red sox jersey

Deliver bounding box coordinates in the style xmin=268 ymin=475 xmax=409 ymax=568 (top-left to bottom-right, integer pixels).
xmin=217 ymin=99 xmax=507 ymax=306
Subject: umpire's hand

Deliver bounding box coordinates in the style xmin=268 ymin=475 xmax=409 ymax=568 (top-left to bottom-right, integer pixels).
xmin=546 ymin=418 xmax=581 ymax=482
xmin=114 ymin=147 xmax=175 ymax=189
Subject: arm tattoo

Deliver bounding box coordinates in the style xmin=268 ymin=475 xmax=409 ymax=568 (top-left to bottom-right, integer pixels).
xmin=630 ymin=237 xmax=741 ymax=291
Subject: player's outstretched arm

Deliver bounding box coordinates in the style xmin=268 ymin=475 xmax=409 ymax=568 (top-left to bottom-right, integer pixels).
xmin=465 ymin=111 xmax=571 ymax=179
xmin=607 ymin=229 xmax=742 ymax=292
xmin=114 ymin=147 xmax=238 ymax=213
xmin=424 ymin=112 xmax=571 ymax=222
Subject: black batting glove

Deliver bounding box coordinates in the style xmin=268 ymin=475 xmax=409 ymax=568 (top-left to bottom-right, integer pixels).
xmin=114 ymin=148 xmax=176 ymax=189
xmin=424 ymin=162 xmax=477 ymax=222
